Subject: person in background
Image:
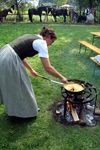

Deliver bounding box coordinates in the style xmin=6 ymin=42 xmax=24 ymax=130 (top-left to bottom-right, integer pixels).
xmin=0 ymin=26 xmax=68 ymax=119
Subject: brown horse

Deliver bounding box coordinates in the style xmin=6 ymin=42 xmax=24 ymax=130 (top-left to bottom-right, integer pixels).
xmin=0 ymin=8 xmax=13 ymax=22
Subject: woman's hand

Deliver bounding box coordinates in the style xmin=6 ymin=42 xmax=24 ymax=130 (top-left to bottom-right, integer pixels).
xmin=30 ymin=69 xmax=39 ymax=77
xmin=23 ymin=59 xmax=39 ymax=77
xmin=60 ymin=77 xmax=68 ymax=84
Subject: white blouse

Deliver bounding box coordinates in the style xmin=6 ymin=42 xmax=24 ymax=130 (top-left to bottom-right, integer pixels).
xmin=32 ymin=35 xmax=49 ymax=58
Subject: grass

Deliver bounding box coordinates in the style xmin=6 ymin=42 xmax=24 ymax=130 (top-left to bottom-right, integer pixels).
xmin=0 ymin=23 xmax=100 ymax=150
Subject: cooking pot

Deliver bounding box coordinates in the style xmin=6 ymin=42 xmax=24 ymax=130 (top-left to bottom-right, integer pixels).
xmin=38 ymin=75 xmax=85 ymax=94
xmin=63 ymin=79 xmax=85 ymax=94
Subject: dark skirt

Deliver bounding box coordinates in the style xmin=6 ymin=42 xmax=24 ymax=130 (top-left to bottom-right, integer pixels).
xmin=0 ymin=44 xmax=38 ymax=117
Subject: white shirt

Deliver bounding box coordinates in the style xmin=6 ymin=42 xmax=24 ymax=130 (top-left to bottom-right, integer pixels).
xmin=32 ymin=34 xmax=49 ymax=58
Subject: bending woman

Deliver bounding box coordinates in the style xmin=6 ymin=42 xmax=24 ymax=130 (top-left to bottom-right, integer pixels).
xmin=0 ymin=27 xmax=67 ymax=118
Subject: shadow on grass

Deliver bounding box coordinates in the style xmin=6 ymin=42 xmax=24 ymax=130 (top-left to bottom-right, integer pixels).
xmin=0 ymin=112 xmax=37 ymax=148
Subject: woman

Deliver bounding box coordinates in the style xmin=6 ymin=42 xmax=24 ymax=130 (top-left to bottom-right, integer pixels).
xmin=0 ymin=27 xmax=67 ymax=118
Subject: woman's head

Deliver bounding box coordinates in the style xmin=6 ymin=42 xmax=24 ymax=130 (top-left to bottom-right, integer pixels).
xmin=40 ymin=27 xmax=57 ymax=46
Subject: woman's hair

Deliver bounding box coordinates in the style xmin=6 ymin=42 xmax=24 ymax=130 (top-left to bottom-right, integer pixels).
xmin=40 ymin=26 xmax=57 ymax=40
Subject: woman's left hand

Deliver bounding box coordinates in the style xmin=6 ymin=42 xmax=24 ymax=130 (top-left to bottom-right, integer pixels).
xmin=30 ymin=69 xmax=39 ymax=77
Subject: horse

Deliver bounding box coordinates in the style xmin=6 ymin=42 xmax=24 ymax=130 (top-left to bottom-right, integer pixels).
xmin=0 ymin=8 xmax=13 ymax=22
xmin=51 ymin=7 xmax=68 ymax=23
xmin=77 ymin=15 xmax=87 ymax=23
xmin=77 ymin=12 xmax=94 ymax=24
xmin=28 ymin=6 xmax=52 ymax=23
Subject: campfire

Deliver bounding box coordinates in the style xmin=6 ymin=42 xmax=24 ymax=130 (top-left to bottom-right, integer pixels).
xmin=50 ymin=79 xmax=99 ymax=127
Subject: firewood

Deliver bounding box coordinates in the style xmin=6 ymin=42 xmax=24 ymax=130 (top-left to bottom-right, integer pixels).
xmin=71 ymin=108 xmax=80 ymax=122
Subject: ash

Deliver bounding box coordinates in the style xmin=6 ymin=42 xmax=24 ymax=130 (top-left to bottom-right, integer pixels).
xmin=49 ymin=99 xmax=100 ymax=127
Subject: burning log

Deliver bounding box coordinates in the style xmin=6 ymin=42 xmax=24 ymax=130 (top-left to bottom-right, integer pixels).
xmin=71 ymin=107 xmax=80 ymax=122
xmin=66 ymin=101 xmax=79 ymax=122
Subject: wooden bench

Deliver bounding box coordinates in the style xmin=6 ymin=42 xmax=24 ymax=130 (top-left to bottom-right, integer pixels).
xmin=79 ymin=40 xmax=100 ymax=54
xmin=90 ymin=57 xmax=100 ymax=75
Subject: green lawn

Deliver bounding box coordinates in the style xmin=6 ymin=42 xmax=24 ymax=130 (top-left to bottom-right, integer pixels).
xmin=0 ymin=23 xmax=100 ymax=150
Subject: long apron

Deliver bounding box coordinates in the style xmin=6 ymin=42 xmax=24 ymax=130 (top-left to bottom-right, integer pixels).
xmin=0 ymin=44 xmax=38 ymax=117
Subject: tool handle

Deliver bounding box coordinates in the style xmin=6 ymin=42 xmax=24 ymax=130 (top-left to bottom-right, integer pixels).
xmin=38 ymin=75 xmax=51 ymax=81
xmin=38 ymin=75 xmax=63 ymax=85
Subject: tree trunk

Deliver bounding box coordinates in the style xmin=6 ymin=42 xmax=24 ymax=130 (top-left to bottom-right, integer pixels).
xmin=15 ymin=0 xmax=22 ymax=21
xmin=89 ymin=0 xmax=93 ymax=9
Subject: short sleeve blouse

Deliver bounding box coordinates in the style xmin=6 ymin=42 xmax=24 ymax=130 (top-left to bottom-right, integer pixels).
xmin=32 ymin=35 xmax=49 ymax=58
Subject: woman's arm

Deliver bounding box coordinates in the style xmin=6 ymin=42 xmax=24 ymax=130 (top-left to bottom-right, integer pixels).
xmin=23 ymin=58 xmax=38 ymax=77
xmin=40 ymin=57 xmax=68 ymax=83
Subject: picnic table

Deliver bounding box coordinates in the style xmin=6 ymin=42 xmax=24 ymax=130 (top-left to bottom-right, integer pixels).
xmin=90 ymin=56 xmax=100 ymax=75
xmin=79 ymin=32 xmax=100 ymax=76
xmin=79 ymin=40 xmax=100 ymax=54
xmin=90 ymin=32 xmax=100 ymax=44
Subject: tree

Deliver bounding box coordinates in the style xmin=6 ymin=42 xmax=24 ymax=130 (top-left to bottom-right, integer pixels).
xmin=75 ymin=0 xmax=100 ymax=9
xmin=39 ymin=0 xmax=67 ymax=6
xmin=53 ymin=0 xmax=67 ymax=6
xmin=0 ymin=0 xmax=29 ymax=21
xmin=0 ymin=0 xmax=20 ymax=20
xmin=0 ymin=0 xmax=14 ymax=9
